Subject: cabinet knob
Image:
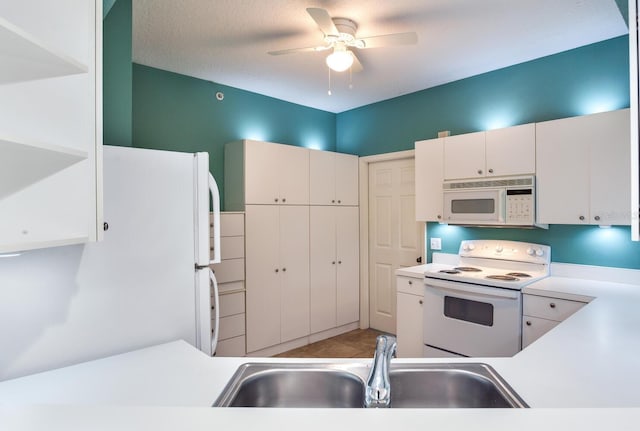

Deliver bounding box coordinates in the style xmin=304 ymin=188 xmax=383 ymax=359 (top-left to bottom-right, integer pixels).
xmin=594 ymin=215 xmax=601 ymax=221
xmin=332 ymin=261 xmax=336 ymax=265
xmin=338 ymin=260 xmax=342 ymax=264
xmin=526 ymin=320 xmax=532 ymax=326
xmin=337 ymin=200 xmax=341 ymax=204
xmin=282 ymin=198 xmax=286 ymax=203
xmin=274 ymin=198 xmax=279 ymax=202
xmin=332 ymin=200 xmax=335 ymax=203
xmin=437 ymin=215 xmax=442 ymax=220
xmin=282 ymin=267 xmax=286 ymax=272
xmin=549 ymin=302 xmax=556 ymax=309
xmin=488 ymin=168 xmax=494 ymax=174
xmin=408 ymin=280 xmax=412 ymax=285
xmin=579 ymin=215 xmax=585 ymax=221
xmin=275 ymin=268 xmax=279 ymax=273
xmin=419 ymin=300 xmax=423 ymax=305
xmin=477 ymin=169 xmax=483 ymax=175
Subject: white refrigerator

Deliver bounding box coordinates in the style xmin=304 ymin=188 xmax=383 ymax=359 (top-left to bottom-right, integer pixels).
xmin=0 ymin=146 xmax=221 ymax=381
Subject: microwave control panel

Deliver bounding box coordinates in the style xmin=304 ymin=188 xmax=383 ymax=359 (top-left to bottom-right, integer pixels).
xmin=505 ymin=189 xmax=534 ymax=223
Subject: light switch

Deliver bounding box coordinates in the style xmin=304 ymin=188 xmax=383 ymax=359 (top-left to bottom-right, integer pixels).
xmin=430 ymin=237 xmax=442 ymax=250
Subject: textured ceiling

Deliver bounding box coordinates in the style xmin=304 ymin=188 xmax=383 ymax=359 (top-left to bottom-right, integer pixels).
xmin=132 ymin=0 xmax=628 ymax=113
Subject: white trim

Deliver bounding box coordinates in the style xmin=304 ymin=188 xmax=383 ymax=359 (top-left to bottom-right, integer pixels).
xmin=358 ymin=149 xmax=425 ymax=330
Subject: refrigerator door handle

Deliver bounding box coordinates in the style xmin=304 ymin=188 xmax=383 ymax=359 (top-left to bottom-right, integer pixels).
xmin=209 ymin=268 xmax=220 ymax=355
xmin=209 ymin=173 xmax=221 ymax=264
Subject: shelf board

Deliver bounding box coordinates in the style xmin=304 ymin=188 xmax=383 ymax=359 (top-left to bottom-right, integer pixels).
xmin=0 ymin=136 xmax=87 ymax=200
xmin=0 ymin=16 xmax=88 ymax=84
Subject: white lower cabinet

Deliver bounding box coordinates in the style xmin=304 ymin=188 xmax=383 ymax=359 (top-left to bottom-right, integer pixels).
xmin=522 ymin=293 xmax=588 ymax=348
xmin=310 ymin=206 xmax=360 ymax=333
xmin=245 ymin=205 xmax=310 ymax=353
xmin=396 ymin=275 xmax=424 ymax=358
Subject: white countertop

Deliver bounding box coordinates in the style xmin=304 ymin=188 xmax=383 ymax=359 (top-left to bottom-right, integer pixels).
xmin=2 ymin=263 xmax=640 ymax=429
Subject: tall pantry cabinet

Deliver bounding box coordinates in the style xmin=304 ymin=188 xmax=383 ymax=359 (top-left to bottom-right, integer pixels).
xmin=0 ymin=1 xmax=102 ymax=253
xmin=225 ymin=140 xmax=359 ymax=355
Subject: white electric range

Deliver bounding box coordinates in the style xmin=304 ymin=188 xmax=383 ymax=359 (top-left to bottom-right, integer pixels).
xmin=423 ymin=240 xmax=551 ymax=358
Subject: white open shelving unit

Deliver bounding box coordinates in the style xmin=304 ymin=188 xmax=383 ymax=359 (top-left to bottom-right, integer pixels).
xmin=0 ymin=1 xmax=101 ymax=253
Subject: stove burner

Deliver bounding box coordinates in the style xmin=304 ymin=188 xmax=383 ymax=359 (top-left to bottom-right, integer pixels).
xmin=439 ymin=269 xmax=461 ymax=274
xmin=454 ymin=266 xmax=482 ymax=272
xmin=505 ymin=272 xmax=531 ymax=278
xmin=486 ymin=275 xmax=519 ymax=281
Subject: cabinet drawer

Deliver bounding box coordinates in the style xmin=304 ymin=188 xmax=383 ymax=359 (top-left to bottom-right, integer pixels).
xmin=523 ymin=294 xmax=586 ymax=322
xmin=211 ymin=258 xmax=245 ymax=283
xmin=219 ymin=291 xmax=245 ymax=317
xmin=220 ymin=236 xmax=244 ymax=260
xmin=216 ymin=335 xmax=246 ymax=357
xmin=218 ymin=313 xmax=246 ymax=340
xmin=220 ymin=213 xmax=245 ymax=236
xmin=396 ymin=275 xmax=424 ymax=296
xmin=218 ymin=280 xmax=245 ymax=295
xmin=522 ymin=315 xmax=559 ymax=348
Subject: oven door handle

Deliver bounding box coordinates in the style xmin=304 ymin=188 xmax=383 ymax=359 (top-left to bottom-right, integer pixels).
xmin=425 ymin=282 xmax=520 ymax=300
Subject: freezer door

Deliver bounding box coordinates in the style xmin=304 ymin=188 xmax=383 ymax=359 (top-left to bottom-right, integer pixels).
xmin=194 ymin=153 xmax=212 ymax=267
xmin=195 ymin=267 xmax=214 ymax=356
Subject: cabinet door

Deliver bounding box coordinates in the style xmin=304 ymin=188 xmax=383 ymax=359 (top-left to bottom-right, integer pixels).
xmin=415 ymin=138 xmax=444 ymax=221
xmin=485 ymin=123 xmax=535 ymax=176
xmin=396 ymin=290 xmax=424 ymax=358
xmin=335 ymin=153 xmax=359 ymax=206
xmin=245 ymin=205 xmax=281 ymax=352
xmin=244 ymin=140 xmax=279 ymax=205
xmin=279 ymin=205 xmax=310 ymax=342
xmin=443 ymin=132 xmax=485 ymax=180
xmin=309 ymin=206 xmax=337 ymax=333
xmin=278 ymin=144 xmax=309 ymax=205
xmin=522 ymin=316 xmax=559 ymax=348
xmin=589 ymin=109 xmax=631 ymax=225
xmin=309 ymin=150 xmax=336 ymax=205
xmin=536 ymin=117 xmax=590 ymax=224
xmin=336 ymin=206 xmax=360 ymax=326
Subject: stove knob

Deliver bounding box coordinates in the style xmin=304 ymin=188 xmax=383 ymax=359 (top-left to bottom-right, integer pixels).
xmin=526 ymin=247 xmax=535 ymax=256
xmin=535 ymin=248 xmax=544 ymax=257
xmin=467 ymin=243 xmax=475 ymax=251
xmin=495 ymin=245 xmax=503 ymax=253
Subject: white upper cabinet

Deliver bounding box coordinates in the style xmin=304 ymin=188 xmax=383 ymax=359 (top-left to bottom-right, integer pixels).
xmin=0 ymin=1 xmax=102 ymax=253
xmin=485 ymin=123 xmax=536 ymax=177
xmin=310 ymin=150 xmax=358 ymax=206
xmin=225 ymin=140 xmax=310 ymax=209
xmin=415 ymin=137 xmax=444 ymax=222
xmin=443 ymin=131 xmax=486 ymax=180
xmin=443 ymin=125 xmax=535 ymax=180
xmin=536 ymin=109 xmax=630 ymax=225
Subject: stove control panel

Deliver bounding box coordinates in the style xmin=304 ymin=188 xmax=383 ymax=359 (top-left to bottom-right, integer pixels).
xmin=459 ymin=240 xmax=550 ymax=264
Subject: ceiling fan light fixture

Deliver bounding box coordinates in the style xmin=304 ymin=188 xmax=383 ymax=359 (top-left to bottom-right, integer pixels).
xmin=326 ymin=45 xmax=353 ymax=72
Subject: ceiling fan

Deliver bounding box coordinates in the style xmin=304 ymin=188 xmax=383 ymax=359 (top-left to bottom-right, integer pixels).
xmin=268 ymin=8 xmax=418 ymax=73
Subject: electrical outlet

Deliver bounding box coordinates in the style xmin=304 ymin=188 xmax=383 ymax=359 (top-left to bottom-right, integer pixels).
xmin=430 ymin=237 xmax=442 ymax=250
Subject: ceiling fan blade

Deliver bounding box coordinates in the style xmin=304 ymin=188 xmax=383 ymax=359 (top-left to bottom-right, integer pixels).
xmin=306 ymin=7 xmax=339 ymax=37
xmin=357 ymin=32 xmax=418 ymax=49
xmin=268 ymin=45 xmax=330 ymax=56
xmin=350 ymin=51 xmax=363 ymax=73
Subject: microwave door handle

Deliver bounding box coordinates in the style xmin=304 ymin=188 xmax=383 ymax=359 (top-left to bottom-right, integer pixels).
xmin=426 ymin=283 xmax=519 ymax=301
xmin=498 ymin=189 xmax=507 ymax=223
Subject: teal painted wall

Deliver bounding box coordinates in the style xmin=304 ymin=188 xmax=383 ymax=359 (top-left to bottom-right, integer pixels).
xmin=103 ymin=0 xmax=132 ymax=147
xmin=336 ymin=36 xmax=629 ymax=156
xmin=132 ymin=64 xmax=336 ymax=208
xmin=335 ymin=35 xmax=639 ymax=270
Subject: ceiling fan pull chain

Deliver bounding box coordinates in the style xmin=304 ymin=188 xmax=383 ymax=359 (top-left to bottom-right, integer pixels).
xmin=327 ymin=67 xmax=332 ymax=96
xmin=349 ymin=67 xmax=353 ymax=90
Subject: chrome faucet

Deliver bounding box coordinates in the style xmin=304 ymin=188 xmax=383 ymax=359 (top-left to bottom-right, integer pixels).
xmin=364 ymin=334 xmax=397 ymax=408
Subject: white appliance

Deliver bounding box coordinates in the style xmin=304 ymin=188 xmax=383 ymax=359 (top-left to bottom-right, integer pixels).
xmin=423 ymin=240 xmax=550 ymax=358
xmin=0 ymin=146 xmax=221 ymax=380
xmin=442 ymin=176 xmax=545 ymax=228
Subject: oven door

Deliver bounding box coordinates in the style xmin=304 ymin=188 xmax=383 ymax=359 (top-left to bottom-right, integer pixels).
xmin=423 ymin=278 xmax=522 ymax=357
xmin=443 ymin=188 xmax=505 ymax=224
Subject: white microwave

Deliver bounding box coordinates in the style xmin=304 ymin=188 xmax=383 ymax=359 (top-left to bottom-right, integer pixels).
xmin=442 ymin=176 xmax=545 ymax=228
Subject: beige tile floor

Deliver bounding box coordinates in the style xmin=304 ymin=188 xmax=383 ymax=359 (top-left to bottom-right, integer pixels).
xmin=274 ymin=329 xmax=386 ymax=358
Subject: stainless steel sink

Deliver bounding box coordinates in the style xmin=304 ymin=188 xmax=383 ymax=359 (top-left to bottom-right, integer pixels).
xmin=213 ymin=362 xmax=528 ymax=408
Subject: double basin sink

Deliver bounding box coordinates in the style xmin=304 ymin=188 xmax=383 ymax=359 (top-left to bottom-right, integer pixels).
xmin=214 ymin=362 xmax=527 ymax=408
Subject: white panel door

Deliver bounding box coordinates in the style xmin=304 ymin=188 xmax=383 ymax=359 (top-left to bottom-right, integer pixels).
xmin=369 ymin=158 xmax=422 ymax=334
xmin=336 ymin=206 xmax=360 ymax=326
xmin=309 ymin=206 xmax=337 ymax=333
xmin=485 ymin=123 xmax=536 ymax=177
xmin=245 ymin=205 xmax=281 ymax=352
xmin=309 ymin=150 xmax=336 ymax=205
xmin=443 ymin=131 xmax=485 ymax=180
xmin=279 ymin=205 xmax=310 ymax=342
xmin=415 ymin=138 xmax=444 ymax=222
